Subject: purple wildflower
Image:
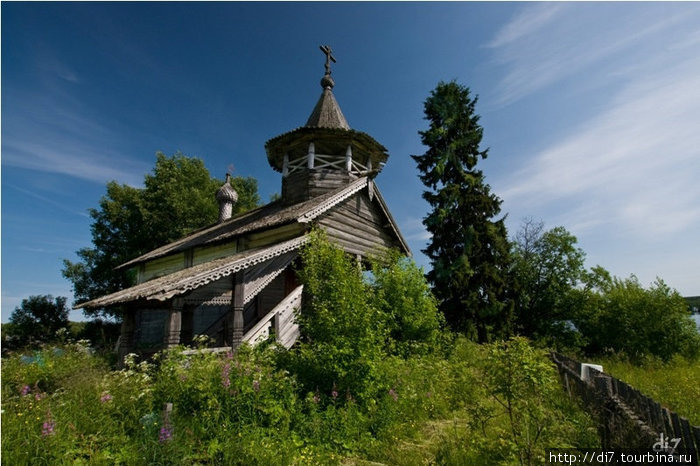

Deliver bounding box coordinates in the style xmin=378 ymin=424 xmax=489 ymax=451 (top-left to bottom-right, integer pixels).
xmin=389 ymin=388 xmax=398 ymax=402
xmin=42 ymin=421 xmax=55 ymax=437
xmin=252 ymin=380 xmax=260 ymax=392
xmin=20 ymin=385 xmax=31 ymax=396
xmin=222 ymin=363 xmax=231 ymax=389
xmin=159 ymin=426 xmax=173 ymax=442
xmin=331 ymin=389 xmax=338 ymax=400
xmin=100 ymin=393 xmax=112 ymax=403
xmin=312 ymin=392 xmax=320 ymax=404
xmin=42 ymin=411 xmax=55 ymax=437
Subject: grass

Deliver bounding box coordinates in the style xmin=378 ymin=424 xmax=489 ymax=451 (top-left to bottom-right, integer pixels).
xmin=1 ymin=338 xmax=600 ymax=465
xmin=593 ymin=354 xmax=700 ymax=426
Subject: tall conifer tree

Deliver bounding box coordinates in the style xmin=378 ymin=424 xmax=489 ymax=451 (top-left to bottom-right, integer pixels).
xmin=412 ymin=81 xmax=512 ymax=341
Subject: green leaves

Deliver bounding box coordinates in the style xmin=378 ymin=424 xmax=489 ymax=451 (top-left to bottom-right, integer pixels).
xmin=413 ymin=81 xmax=511 ymax=341
xmin=573 ymin=276 xmax=700 ymax=360
xmin=63 ymin=152 xmax=260 ymax=318
xmin=5 ymin=295 xmax=70 ymax=349
xmin=511 ymin=220 xmax=587 ymax=348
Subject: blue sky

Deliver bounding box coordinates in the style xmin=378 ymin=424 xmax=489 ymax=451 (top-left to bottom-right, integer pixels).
xmin=3 ymin=2 xmax=700 ymax=322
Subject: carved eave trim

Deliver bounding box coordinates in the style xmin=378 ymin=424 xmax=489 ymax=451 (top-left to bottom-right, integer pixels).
xmin=296 ymin=177 xmax=368 ymax=223
xmin=243 ymin=250 xmax=297 ymax=305
xmin=75 ymin=236 xmax=309 ymax=309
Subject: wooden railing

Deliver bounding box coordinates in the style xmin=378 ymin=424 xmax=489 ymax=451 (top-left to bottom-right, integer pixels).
xmin=242 ymin=284 xmax=302 ymax=349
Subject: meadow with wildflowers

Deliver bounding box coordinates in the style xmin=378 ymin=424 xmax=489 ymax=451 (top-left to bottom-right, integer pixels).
xmin=1 ymin=233 xmax=600 ymax=464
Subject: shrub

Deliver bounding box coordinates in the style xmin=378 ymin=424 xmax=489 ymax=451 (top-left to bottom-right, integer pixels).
xmin=285 ymin=230 xmax=388 ymax=403
xmin=575 ymin=276 xmax=700 ymax=360
xmin=370 ymin=250 xmax=448 ymax=356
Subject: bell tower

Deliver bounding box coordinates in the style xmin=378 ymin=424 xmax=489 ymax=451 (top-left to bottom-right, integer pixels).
xmin=265 ymin=45 xmax=389 ymax=204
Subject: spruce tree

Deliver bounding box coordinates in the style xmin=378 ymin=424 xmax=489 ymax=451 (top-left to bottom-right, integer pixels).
xmin=412 ymin=81 xmax=512 ymax=342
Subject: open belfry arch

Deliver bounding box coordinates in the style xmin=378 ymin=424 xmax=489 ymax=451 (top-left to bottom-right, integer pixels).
xmin=76 ymin=46 xmax=410 ymax=361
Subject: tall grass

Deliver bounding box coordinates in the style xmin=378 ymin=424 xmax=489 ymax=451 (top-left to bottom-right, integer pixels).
xmin=594 ymin=354 xmax=700 ymax=425
xmin=2 ymin=338 xmax=599 ymax=465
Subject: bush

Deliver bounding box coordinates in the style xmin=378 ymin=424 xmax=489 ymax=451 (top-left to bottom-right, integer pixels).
xmin=575 ymin=276 xmax=700 ymax=361
xmin=370 ymin=250 xmax=448 ymax=356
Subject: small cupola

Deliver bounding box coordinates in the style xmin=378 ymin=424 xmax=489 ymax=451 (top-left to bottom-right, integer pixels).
xmin=216 ymin=173 xmax=238 ymax=223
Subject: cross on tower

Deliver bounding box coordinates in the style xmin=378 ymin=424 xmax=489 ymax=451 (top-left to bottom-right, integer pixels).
xmin=320 ymin=45 xmax=336 ymax=74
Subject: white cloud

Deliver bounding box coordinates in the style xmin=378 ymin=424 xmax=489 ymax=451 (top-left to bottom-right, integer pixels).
xmin=486 ymin=4 xmax=699 ymax=106
xmin=401 ymin=216 xmax=431 ymax=241
xmin=486 ymin=3 xmax=566 ymax=49
xmin=3 ymin=139 xmax=145 ymax=186
xmin=2 ymin=91 xmax=149 ymax=187
xmin=499 ymin=56 xmax=700 ymax=239
xmin=486 ymin=4 xmax=700 ymax=295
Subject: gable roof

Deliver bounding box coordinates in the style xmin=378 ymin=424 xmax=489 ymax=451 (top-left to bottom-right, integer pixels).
xmin=77 ymin=236 xmax=308 ymax=309
xmin=118 ymin=177 xmax=371 ymax=270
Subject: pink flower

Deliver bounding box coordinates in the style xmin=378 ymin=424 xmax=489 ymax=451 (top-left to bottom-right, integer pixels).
xmin=159 ymin=426 xmax=173 ymax=442
xmin=331 ymin=389 xmax=338 ymax=399
xmin=388 ymin=388 xmax=398 ymax=401
xmin=42 ymin=421 xmax=55 ymax=437
xmin=100 ymin=393 xmax=112 ymax=403
xmin=222 ymin=363 xmax=231 ymax=389
xmin=20 ymin=385 xmax=30 ymax=396
xmin=42 ymin=411 xmax=55 ymax=437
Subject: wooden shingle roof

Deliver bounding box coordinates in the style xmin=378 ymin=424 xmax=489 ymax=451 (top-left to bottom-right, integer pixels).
xmin=77 ymin=236 xmax=308 ymax=309
xmin=117 ymin=177 xmax=370 ymax=270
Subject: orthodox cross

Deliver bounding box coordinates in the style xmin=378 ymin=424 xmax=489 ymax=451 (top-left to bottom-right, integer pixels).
xmin=320 ymin=45 xmax=336 ymax=74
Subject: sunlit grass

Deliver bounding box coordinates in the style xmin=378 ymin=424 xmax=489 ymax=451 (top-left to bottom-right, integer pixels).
xmin=594 ymin=355 xmax=700 ymax=425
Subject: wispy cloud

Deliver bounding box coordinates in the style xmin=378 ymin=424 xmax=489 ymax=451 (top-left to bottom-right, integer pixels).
xmin=2 ymin=91 xmax=149 ymax=186
xmin=486 ymin=3 xmax=566 ymax=49
xmin=5 ymin=183 xmax=90 ymax=218
xmin=3 ymin=139 xmax=146 ymax=186
xmin=401 ymin=216 xmax=431 ymax=242
xmin=485 ymin=3 xmax=699 ymax=106
xmin=497 ymin=56 xmax=700 ymax=240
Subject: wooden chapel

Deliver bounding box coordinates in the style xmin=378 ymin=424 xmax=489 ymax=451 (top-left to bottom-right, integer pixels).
xmin=76 ymin=47 xmax=410 ymax=361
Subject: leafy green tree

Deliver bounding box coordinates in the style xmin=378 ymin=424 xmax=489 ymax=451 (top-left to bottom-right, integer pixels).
xmin=480 ymin=337 xmax=593 ymax=465
xmin=511 ymin=219 xmax=586 ymax=348
xmin=285 ymin=230 xmax=387 ymax=402
xmin=574 ymin=276 xmax=700 ymax=360
xmin=370 ymin=250 xmax=446 ymax=356
xmin=63 ymin=152 xmax=259 ymax=318
xmin=412 ymin=81 xmax=512 ymax=341
xmin=5 ymin=295 xmax=70 ymax=348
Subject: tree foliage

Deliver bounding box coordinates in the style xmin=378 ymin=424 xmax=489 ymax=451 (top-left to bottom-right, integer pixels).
xmin=370 ymin=250 xmax=446 ymax=356
xmin=62 ymin=152 xmax=259 ymax=317
xmin=412 ymin=81 xmax=512 ymax=341
xmin=284 ymin=231 xmax=446 ymax=402
xmin=5 ymin=295 xmax=70 ymax=348
xmin=573 ymin=275 xmax=700 ymax=361
xmin=511 ymin=219 xmax=586 ymax=348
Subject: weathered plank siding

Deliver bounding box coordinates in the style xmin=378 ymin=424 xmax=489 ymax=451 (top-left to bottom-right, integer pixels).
xmin=317 ymin=190 xmax=400 ymax=258
xmin=184 ymin=276 xmax=232 ymax=305
xmin=192 ymin=242 xmax=237 ymax=266
xmin=282 ymin=168 xmax=355 ymax=204
xmin=246 ymin=223 xmax=305 ymax=249
xmin=141 ymin=252 xmax=186 ymax=282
